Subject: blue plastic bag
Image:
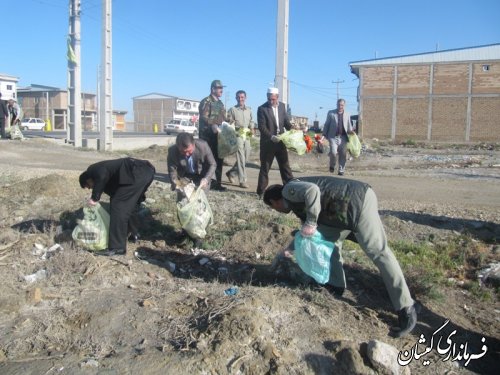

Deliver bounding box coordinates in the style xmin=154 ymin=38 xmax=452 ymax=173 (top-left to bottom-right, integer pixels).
xmin=294 ymin=231 xmax=335 ymax=284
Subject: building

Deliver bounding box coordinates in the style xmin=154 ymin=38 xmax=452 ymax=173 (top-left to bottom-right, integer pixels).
xmin=0 ymin=73 xmax=19 ymax=101
xmin=18 ymin=84 xmax=126 ymax=131
xmin=133 ymin=93 xmax=200 ymax=132
xmin=350 ymin=44 xmax=500 ymax=142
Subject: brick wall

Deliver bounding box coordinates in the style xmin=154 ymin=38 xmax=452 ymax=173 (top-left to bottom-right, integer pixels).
xmin=357 ymin=61 xmax=500 ymax=142
xmin=395 ymin=98 xmax=429 ymax=140
xmin=362 ymin=98 xmax=392 ymax=138
xmin=470 ymin=97 xmax=500 ymax=141
xmin=431 ymin=98 xmax=467 ymax=141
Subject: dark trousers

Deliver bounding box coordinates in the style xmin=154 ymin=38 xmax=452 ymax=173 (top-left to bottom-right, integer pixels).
xmin=0 ymin=119 xmax=6 ymax=139
xmin=257 ymin=140 xmax=294 ymax=195
xmin=108 ymin=162 xmax=155 ymax=250
xmin=201 ymin=132 xmax=223 ymax=184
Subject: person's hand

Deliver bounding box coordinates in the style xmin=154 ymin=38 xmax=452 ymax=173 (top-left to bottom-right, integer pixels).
xmin=211 ymin=124 xmax=221 ymax=134
xmin=87 ymin=198 xmax=97 ymax=207
xmin=271 ymin=135 xmax=280 ymax=143
xmin=300 ymin=223 xmax=317 ymax=237
xmin=199 ymin=178 xmax=208 ymax=189
xmin=335 ymin=136 xmax=342 ymax=145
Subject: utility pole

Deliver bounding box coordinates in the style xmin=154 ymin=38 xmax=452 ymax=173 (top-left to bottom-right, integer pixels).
xmin=67 ymin=0 xmax=82 ymax=147
xmin=332 ymin=79 xmax=344 ymax=100
xmin=275 ymin=0 xmax=289 ymax=106
xmin=99 ymin=0 xmax=113 ymax=151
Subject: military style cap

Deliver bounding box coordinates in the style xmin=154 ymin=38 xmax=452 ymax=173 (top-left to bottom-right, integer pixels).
xmin=211 ymin=80 xmax=224 ymax=88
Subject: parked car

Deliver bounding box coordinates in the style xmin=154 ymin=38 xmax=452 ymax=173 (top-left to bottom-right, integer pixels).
xmin=20 ymin=118 xmax=46 ymax=131
xmin=164 ymin=119 xmax=198 ymax=136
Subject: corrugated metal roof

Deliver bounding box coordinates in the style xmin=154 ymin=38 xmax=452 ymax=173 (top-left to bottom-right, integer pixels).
xmin=133 ymin=93 xmax=176 ymax=100
xmin=350 ymin=43 xmax=500 ymax=75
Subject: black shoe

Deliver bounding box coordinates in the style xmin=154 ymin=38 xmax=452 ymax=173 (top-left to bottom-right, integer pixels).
xmin=338 ymin=171 xmax=344 ymax=176
xmin=329 ymin=168 xmax=335 ymax=173
xmin=193 ymin=239 xmax=203 ymax=249
xmin=98 ymin=248 xmax=126 ymax=256
xmin=391 ymin=304 xmax=418 ymax=338
xmin=324 ymin=284 xmax=345 ymax=297
xmin=128 ymin=233 xmax=140 ymax=243
xmin=213 ymin=183 xmax=227 ymax=192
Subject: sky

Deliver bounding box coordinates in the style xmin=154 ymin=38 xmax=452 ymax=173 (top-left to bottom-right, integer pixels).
xmin=3 ymin=0 xmax=500 ymax=123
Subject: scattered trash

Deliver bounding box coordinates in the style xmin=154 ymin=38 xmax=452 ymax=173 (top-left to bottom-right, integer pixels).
xmin=32 ymin=243 xmax=63 ymax=260
xmin=165 ymin=261 xmax=176 ymax=273
xmin=199 ymin=257 xmax=210 ymax=266
xmin=80 ymin=358 xmax=99 ymax=368
xmin=24 ymin=269 xmax=47 ymax=284
xmin=224 ymin=286 xmax=238 ymax=296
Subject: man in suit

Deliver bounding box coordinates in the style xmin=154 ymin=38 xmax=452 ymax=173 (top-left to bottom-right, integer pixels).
xmin=256 ymin=87 xmax=294 ymax=197
xmin=79 ymin=158 xmax=156 ymax=255
xmin=167 ymin=132 xmax=216 ymax=193
xmin=321 ymin=98 xmax=355 ymax=175
xmin=0 ymin=93 xmax=9 ymax=139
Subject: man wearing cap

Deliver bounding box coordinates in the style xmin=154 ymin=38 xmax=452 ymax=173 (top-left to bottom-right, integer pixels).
xmin=199 ymin=80 xmax=228 ymax=192
xmin=256 ymin=87 xmax=294 ymax=197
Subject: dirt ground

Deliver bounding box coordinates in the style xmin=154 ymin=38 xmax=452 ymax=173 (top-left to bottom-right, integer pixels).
xmin=0 ymin=137 xmax=499 ymax=375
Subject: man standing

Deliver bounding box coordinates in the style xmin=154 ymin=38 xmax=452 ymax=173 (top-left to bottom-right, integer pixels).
xmin=199 ymin=80 xmax=227 ymax=191
xmin=226 ymin=90 xmax=255 ymax=189
xmin=256 ymin=87 xmax=294 ymax=198
xmin=79 ymin=158 xmax=156 ymax=255
xmin=263 ymin=176 xmax=418 ymax=338
xmin=0 ymin=93 xmax=9 ymax=139
xmin=167 ymin=132 xmax=216 ymax=193
xmin=322 ymin=98 xmax=355 ymax=175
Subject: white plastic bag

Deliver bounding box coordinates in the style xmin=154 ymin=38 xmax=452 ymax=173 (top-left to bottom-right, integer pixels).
xmin=217 ymin=122 xmax=238 ymax=158
xmin=278 ymin=130 xmax=307 ymax=155
xmin=72 ymin=203 xmax=110 ymax=251
xmin=177 ymin=187 xmax=213 ymax=239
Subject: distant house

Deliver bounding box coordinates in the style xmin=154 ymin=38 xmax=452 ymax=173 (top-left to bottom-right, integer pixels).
xmin=350 ymin=43 xmax=500 ymax=142
xmin=17 ymin=84 xmax=126 ymax=131
xmin=0 ymin=73 xmax=19 ymax=101
xmin=133 ymin=93 xmax=200 ymax=132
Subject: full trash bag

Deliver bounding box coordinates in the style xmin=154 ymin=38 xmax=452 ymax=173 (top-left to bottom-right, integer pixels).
xmin=278 ymin=130 xmax=307 ymax=155
xmin=218 ymin=122 xmax=238 ymax=158
xmin=72 ymin=203 xmax=110 ymax=251
xmin=294 ymin=231 xmax=335 ymax=284
xmin=177 ymin=186 xmax=213 ymax=239
xmin=347 ymin=132 xmax=361 ymax=158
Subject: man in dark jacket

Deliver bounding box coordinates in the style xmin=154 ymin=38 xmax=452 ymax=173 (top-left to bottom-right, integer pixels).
xmin=79 ymin=158 xmax=155 ymax=255
xmin=263 ymin=176 xmax=418 ymax=338
xmin=167 ymin=132 xmax=216 ymax=193
xmin=0 ymin=93 xmax=9 ymax=139
xmin=256 ymin=87 xmax=294 ymax=197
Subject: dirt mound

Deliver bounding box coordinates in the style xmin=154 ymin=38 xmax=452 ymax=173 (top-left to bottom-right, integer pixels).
xmin=0 ymin=141 xmax=499 ymax=374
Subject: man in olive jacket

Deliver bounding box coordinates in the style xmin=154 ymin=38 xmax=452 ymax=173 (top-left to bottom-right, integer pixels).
xmin=79 ymin=158 xmax=155 ymax=255
xmin=263 ymin=176 xmax=418 ymax=338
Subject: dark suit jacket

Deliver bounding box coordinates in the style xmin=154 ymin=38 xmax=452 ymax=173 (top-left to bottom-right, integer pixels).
xmin=167 ymin=139 xmax=216 ymax=183
xmin=85 ymin=158 xmax=141 ymax=201
xmin=257 ymin=101 xmax=292 ymax=142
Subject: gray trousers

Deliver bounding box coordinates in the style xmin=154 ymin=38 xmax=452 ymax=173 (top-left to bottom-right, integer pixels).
xmin=318 ymin=188 xmax=414 ymax=311
xmin=227 ymin=136 xmax=251 ymax=183
xmin=328 ymin=134 xmax=349 ymax=172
